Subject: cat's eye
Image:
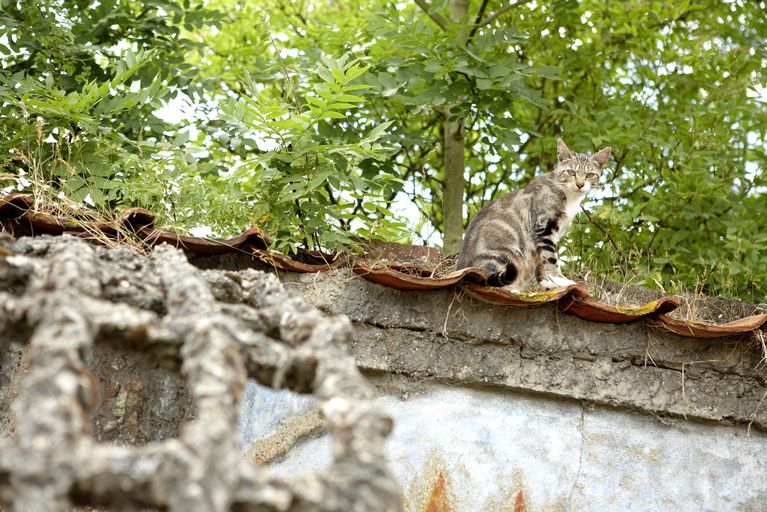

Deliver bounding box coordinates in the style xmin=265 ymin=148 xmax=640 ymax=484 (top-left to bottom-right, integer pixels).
xmin=567 ymin=169 xmax=576 ymax=176
xmin=587 ymin=172 xmax=597 ymax=178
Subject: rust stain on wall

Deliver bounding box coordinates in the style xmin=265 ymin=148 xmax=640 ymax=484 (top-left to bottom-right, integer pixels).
xmin=513 ymin=490 xmax=526 ymax=512
xmin=474 ymin=469 xmax=544 ymax=512
xmin=423 ymin=471 xmax=453 ymax=512
xmin=405 ymin=452 xmax=456 ymax=512
xmin=406 ymin=454 xmax=543 ymax=512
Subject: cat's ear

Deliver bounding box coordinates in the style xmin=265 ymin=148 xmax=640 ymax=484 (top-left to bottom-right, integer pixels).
xmin=556 ymin=139 xmax=573 ymax=162
xmin=591 ymin=146 xmax=612 ymax=169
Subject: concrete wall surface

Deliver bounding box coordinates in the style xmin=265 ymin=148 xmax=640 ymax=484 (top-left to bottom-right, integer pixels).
xmin=239 ymin=381 xmax=767 ymax=512
xmin=236 ymin=270 xmax=767 ymax=511
xmin=279 ymin=271 xmax=767 ymax=429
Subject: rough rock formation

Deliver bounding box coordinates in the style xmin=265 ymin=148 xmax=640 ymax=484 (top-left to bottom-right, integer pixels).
xmin=0 ymin=235 xmax=400 ymax=511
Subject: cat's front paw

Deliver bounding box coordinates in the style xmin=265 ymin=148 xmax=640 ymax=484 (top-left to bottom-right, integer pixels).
xmin=538 ymin=276 xmax=576 ymax=290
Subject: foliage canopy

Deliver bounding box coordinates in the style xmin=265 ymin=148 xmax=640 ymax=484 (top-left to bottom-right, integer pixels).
xmin=1 ymin=0 xmax=766 ymax=301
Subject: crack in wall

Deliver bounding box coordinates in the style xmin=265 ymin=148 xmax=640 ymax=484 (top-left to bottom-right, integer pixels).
xmin=344 ymin=322 xmax=767 ymax=430
xmin=357 ymin=320 xmax=752 ymax=386
xmin=567 ymin=406 xmax=586 ymax=509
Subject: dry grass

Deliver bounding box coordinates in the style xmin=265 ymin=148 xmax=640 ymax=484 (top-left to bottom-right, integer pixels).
xmin=638 ymin=272 xmax=766 ymax=325
xmin=578 ymin=274 xmax=661 ymax=308
xmin=430 ymin=253 xmax=458 ymax=277
xmin=668 ymin=292 xmax=767 ymax=325
xmin=355 ymin=250 xmax=451 ymax=278
xmin=4 ymin=119 xmax=154 ymax=255
xmin=19 ymin=195 xmax=154 ymax=256
xmin=752 ymin=330 xmax=767 ymax=371
xmin=577 ymin=272 xmax=767 ymax=326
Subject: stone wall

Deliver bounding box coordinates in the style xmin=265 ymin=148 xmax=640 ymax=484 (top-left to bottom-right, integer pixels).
xmin=247 ymin=271 xmax=767 ymax=510
xmin=280 ymin=271 xmax=767 ymax=428
xmin=0 ymin=235 xmax=399 ymax=511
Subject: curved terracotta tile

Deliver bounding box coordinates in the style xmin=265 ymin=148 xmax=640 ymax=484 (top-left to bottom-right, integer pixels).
xmin=20 ymin=211 xmax=85 ymax=233
xmin=0 ymin=195 xmax=110 ymax=235
xmin=558 ymin=296 xmax=681 ymax=324
xmin=2 ymin=193 xmax=766 ymax=339
xmin=0 ymin=195 xmax=271 ymax=251
xmin=120 ymin=208 xmax=155 ymax=231
xmin=140 ymin=226 xmax=270 ymax=255
xmin=353 ymin=238 xmax=441 ymax=266
xmin=652 ymin=313 xmax=767 ymax=338
xmin=20 ymin=211 xmax=120 ymax=237
xmin=353 ymin=261 xmax=486 ymax=290
xmin=0 ymin=194 xmax=33 ymax=218
xmin=0 ymin=196 xmax=90 ymax=236
xmin=251 ymin=248 xmax=345 ymax=273
xmin=461 ymin=282 xmax=589 ymax=307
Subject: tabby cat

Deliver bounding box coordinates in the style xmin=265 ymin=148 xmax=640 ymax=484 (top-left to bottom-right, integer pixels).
xmin=456 ymin=139 xmax=611 ymax=291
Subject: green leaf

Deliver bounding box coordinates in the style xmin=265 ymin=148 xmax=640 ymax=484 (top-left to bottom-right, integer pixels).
xmin=335 ymin=94 xmax=365 ymax=103
xmin=330 ymin=67 xmax=346 ymax=84
xmin=364 ymin=120 xmax=394 ymax=142
xmin=317 ymin=66 xmax=335 ymax=84
xmin=345 ymin=63 xmax=369 ymax=81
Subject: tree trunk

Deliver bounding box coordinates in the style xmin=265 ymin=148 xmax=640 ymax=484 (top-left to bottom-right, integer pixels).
xmin=442 ymin=117 xmax=465 ymax=254
xmin=441 ymin=0 xmax=470 ymax=254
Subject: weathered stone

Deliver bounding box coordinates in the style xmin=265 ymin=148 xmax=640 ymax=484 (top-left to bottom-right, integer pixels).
xmin=0 ymin=236 xmax=400 ymax=511
xmin=282 ymin=270 xmax=767 ymax=428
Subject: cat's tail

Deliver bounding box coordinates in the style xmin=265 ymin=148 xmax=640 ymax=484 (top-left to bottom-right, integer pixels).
xmin=474 ymin=257 xmax=518 ymax=287
xmin=485 ymin=263 xmax=518 ymax=287
xmin=456 ymin=251 xmax=519 ymax=286
xmin=457 ymin=248 xmax=518 ymax=288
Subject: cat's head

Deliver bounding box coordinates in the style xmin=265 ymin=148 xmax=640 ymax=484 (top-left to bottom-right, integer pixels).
xmin=554 ymin=139 xmax=611 ymax=195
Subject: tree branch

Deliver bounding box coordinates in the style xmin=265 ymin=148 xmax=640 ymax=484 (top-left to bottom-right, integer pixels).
xmin=477 ymin=0 xmax=534 ymax=29
xmin=579 ymin=207 xmax=626 ymax=261
xmin=466 ymin=0 xmax=490 ymax=43
xmin=414 ymin=0 xmax=448 ymax=31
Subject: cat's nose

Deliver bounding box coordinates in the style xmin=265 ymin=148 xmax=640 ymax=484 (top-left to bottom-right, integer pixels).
xmin=576 ymin=181 xmax=585 ymax=189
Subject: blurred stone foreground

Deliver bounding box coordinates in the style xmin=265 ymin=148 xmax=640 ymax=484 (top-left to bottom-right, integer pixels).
xmin=1 ymin=234 xmax=767 ymax=511
xmin=0 ymin=234 xmax=399 ymax=511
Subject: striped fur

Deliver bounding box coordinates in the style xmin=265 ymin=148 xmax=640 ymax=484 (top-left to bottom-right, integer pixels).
xmin=457 ymin=139 xmax=611 ymax=291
